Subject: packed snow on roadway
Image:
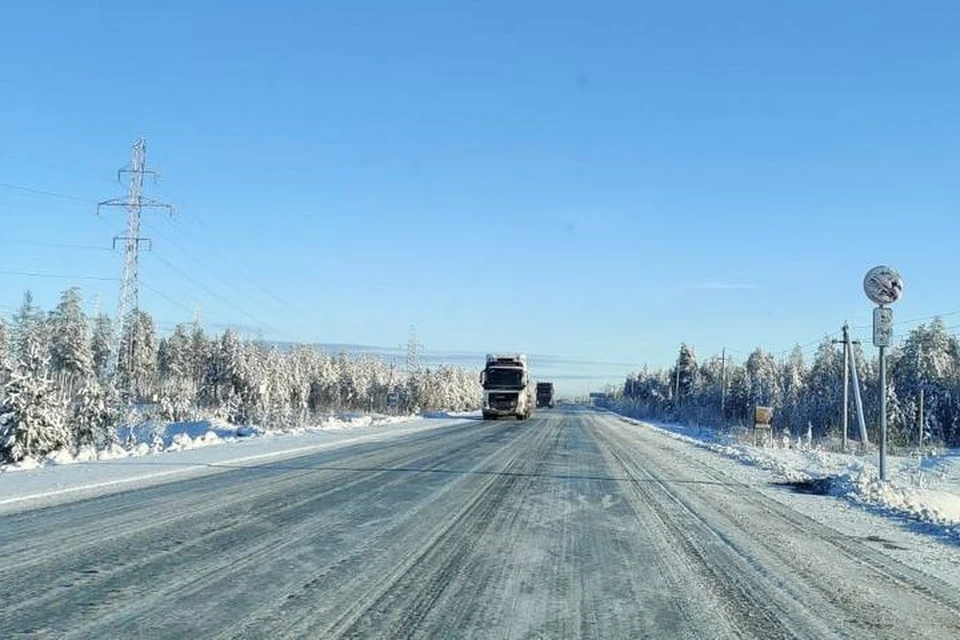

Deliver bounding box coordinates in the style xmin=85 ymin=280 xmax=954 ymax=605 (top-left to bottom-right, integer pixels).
xmin=609 ymin=412 xmax=960 ymax=539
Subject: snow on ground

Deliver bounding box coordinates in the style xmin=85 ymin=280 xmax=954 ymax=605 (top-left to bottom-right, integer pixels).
xmin=609 ymin=412 xmax=960 ymax=541
xmin=0 ymin=412 xmax=479 ymax=514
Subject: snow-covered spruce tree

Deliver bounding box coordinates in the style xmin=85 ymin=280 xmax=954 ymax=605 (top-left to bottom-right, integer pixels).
xmin=804 ymin=338 xmax=844 ymax=439
xmin=156 ymin=324 xmax=198 ymax=421
xmin=744 ymin=347 xmax=781 ymax=411
xmin=71 ymin=376 xmax=119 ymax=449
xmin=89 ymin=313 xmax=114 ymax=382
xmin=779 ymin=346 xmax=807 ymax=437
xmin=694 ymin=354 xmax=725 ymax=426
xmin=187 ymin=323 xmax=210 ymax=400
xmin=892 ymin=319 xmax=960 ymax=447
xmin=263 ymin=346 xmax=294 ymax=427
xmin=116 ymin=309 xmax=159 ymax=402
xmin=49 ymin=287 xmax=94 ymax=394
xmin=0 ymin=340 xmax=69 ymax=463
xmin=11 ymin=291 xmax=51 ymax=375
xmin=287 ymin=346 xmax=314 ymax=424
xmin=676 ymin=344 xmax=697 ymax=400
xmin=0 ymin=315 xmax=7 ymax=368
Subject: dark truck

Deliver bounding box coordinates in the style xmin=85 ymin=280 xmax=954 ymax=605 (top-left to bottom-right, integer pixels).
xmin=536 ymin=382 xmax=555 ymax=408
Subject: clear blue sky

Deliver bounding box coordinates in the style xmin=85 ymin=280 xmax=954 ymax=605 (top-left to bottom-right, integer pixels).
xmin=1 ymin=1 xmax=958 ymax=394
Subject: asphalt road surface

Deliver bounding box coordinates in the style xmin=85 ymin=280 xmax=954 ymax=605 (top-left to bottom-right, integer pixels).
xmin=3 ymin=408 xmax=960 ymax=639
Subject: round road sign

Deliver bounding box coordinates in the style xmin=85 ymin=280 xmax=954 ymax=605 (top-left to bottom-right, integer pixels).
xmin=863 ymin=265 xmax=903 ymax=306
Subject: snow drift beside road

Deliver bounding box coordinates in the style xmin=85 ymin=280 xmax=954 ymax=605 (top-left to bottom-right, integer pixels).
xmin=0 ymin=413 xmax=477 ymax=514
xmin=612 ymin=413 xmax=960 ymax=538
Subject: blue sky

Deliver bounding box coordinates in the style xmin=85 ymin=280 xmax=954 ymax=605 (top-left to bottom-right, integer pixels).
xmin=1 ymin=1 xmax=958 ymax=394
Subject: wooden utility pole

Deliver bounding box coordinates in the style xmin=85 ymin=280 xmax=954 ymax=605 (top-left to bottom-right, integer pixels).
xmin=720 ymin=348 xmax=726 ymax=426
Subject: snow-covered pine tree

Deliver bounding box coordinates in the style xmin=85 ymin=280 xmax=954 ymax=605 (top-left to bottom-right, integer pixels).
xmin=0 ymin=340 xmax=69 ymax=463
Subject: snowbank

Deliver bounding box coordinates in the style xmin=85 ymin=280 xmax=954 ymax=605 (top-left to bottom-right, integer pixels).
xmin=0 ymin=413 xmax=422 ymax=474
xmin=612 ymin=413 xmax=960 ymax=539
xmin=0 ymin=414 xmax=473 ymax=514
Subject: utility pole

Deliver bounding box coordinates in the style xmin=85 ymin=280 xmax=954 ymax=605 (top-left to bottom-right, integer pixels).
xmin=720 ymin=348 xmax=726 ymax=426
xmin=674 ymin=353 xmax=681 ymax=406
xmin=916 ymin=345 xmax=924 ymax=451
xmin=848 ymin=343 xmax=869 ymax=447
xmin=98 ymin=138 xmax=174 ymax=385
xmin=832 ymin=323 xmax=859 ymax=452
xmin=880 ymin=341 xmax=888 ymax=479
xmin=918 ymin=387 xmax=925 ymax=450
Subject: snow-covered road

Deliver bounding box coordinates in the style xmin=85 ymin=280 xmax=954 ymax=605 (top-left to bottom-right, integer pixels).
xmin=2 ymin=408 xmax=959 ymax=638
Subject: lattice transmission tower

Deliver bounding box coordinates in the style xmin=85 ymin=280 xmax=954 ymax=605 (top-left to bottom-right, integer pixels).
xmin=97 ymin=138 xmax=174 ymax=377
xmin=405 ymin=325 xmax=423 ymax=374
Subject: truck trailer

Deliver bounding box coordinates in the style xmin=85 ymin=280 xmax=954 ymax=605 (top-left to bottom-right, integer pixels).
xmin=536 ymin=382 xmax=555 ymax=408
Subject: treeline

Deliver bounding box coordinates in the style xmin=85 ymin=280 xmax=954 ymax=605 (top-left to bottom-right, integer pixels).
xmin=0 ymin=287 xmax=481 ymax=463
xmin=617 ymin=319 xmax=960 ymax=449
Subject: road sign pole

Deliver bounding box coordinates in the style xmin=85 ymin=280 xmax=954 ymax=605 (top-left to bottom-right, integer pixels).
xmin=879 ymin=343 xmax=887 ymax=481
xmin=864 ymin=265 xmax=902 ymax=482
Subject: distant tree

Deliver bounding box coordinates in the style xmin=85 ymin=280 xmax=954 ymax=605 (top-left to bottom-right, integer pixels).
xmin=675 ymin=343 xmax=697 ymax=405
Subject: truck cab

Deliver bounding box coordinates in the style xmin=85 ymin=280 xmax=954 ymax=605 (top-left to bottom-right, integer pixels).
xmin=481 ymin=354 xmax=533 ymax=420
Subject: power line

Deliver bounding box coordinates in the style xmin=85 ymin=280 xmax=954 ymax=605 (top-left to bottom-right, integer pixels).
xmin=0 ymin=239 xmax=112 ymax=252
xmin=0 ymin=269 xmax=118 ymax=282
xmin=141 ymin=218 xmax=291 ymax=319
xmin=0 ymin=181 xmax=97 ymax=204
xmin=139 ymin=281 xmax=197 ymax=316
xmin=152 ymin=182 xmax=315 ymax=317
xmin=1 ymin=174 xmax=301 ymax=342
xmin=166 ymin=213 xmax=314 ymax=318
xmin=147 ymin=251 xmax=290 ymax=339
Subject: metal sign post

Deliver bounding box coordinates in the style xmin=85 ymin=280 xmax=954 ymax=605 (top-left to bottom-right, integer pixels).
xmin=863 ymin=266 xmax=903 ymax=481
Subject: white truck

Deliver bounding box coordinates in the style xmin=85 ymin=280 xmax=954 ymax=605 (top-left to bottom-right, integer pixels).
xmin=480 ymin=353 xmax=534 ymax=420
